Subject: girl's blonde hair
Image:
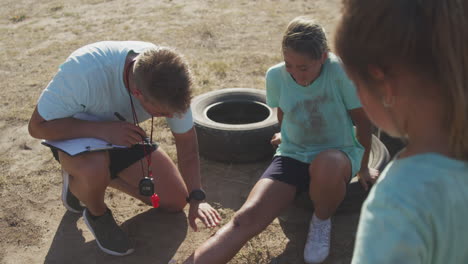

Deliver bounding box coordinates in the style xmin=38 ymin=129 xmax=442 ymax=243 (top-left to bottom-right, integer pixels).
xmin=282 ymin=16 xmax=329 ymax=60
xmin=335 ymin=0 xmax=468 ymax=160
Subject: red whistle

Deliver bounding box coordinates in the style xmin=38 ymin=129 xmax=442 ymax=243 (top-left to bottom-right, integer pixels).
xmin=151 ymin=193 xmax=160 ymax=208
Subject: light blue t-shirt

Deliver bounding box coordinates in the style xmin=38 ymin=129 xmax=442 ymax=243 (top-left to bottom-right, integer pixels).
xmin=352 ymin=153 xmax=468 ymax=264
xmin=266 ymin=52 xmax=364 ymax=175
xmin=37 ymin=41 xmax=193 ymax=134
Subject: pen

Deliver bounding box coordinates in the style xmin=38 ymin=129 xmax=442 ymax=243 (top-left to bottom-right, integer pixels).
xmin=114 ymin=112 xmax=150 ymax=144
xmin=114 ymin=112 xmax=126 ymax=121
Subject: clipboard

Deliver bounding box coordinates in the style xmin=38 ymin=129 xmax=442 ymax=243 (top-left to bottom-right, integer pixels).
xmin=40 ymin=112 xmax=126 ymax=156
xmin=42 ymin=138 xmax=127 ymax=156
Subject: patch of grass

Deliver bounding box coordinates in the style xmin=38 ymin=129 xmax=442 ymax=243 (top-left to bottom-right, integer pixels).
xmin=82 ymin=0 xmax=113 ymax=4
xmin=1 ymin=99 xmax=36 ymax=122
xmin=2 ymin=209 xmax=44 ymax=246
xmin=0 ymin=175 xmax=6 ymax=187
xmin=9 ymin=14 xmax=27 ymax=23
xmin=50 ymin=5 xmax=63 ymax=12
xmin=0 ymin=158 xmax=11 ymax=187
xmin=21 ymin=167 xmax=62 ymax=196
xmin=0 ymin=170 xmax=7 ymax=187
xmin=200 ymin=29 xmax=214 ymax=40
xmin=63 ymin=12 xmax=79 ymax=18
xmin=235 ymin=233 xmax=275 ymax=264
xmin=207 ymin=61 xmax=229 ymax=79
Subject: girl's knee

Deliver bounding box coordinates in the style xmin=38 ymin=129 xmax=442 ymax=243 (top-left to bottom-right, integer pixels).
xmin=309 ymin=149 xmax=351 ymax=183
xmin=231 ymin=206 xmax=263 ymax=235
xmin=313 ymin=149 xmax=348 ymax=165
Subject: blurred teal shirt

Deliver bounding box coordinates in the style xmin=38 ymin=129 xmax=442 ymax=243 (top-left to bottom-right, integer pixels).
xmin=353 ymin=153 xmax=468 ymax=264
xmin=266 ymin=52 xmax=364 ymax=175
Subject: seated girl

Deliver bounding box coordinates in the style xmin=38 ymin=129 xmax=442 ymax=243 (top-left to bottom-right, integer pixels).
xmin=185 ymin=16 xmax=378 ymax=264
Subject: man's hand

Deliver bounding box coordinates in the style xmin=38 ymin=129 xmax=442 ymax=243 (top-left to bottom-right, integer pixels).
xmin=104 ymin=121 xmax=146 ymax=147
xmin=28 ymin=107 xmax=146 ymax=145
xmin=270 ymin=132 xmax=281 ymax=147
xmin=358 ymin=167 xmax=380 ymax=191
xmin=188 ymin=202 xmax=222 ymax=232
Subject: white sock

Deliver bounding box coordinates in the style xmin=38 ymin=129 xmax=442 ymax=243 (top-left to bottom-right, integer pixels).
xmin=312 ymin=213 xmax=330 ymax=225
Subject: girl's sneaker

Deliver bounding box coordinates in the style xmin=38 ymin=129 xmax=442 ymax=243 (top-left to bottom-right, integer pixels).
xmin=304 ymin=215 xmax=331 ymax=264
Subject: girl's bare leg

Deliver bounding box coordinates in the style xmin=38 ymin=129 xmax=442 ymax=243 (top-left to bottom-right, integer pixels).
xmin=184 ymin=178 xmax=296 ymax=264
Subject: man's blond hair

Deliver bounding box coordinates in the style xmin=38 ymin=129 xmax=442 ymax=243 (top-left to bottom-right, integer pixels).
xmin=133 ymin=47 xmax=192 ymax=114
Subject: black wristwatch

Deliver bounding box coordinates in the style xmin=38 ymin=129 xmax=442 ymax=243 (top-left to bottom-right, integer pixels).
xmin=186 ymin=189 xmax=206 ymax=202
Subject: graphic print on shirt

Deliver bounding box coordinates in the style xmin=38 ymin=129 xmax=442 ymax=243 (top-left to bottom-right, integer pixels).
xmin=286 ymin=93 xmax=330 ymax=146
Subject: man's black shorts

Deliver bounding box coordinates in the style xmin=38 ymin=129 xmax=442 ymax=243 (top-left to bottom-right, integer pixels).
xmin=50 ymin=143 xmax=158 ymax=180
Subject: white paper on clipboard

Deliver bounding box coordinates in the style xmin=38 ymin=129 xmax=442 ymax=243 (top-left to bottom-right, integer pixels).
xmin=41 ymin=112 xmax=127 ymax=156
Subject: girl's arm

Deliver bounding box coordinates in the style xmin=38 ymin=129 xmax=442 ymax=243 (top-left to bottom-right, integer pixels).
xmin=348 ymin=107 xmax=379 ymax=190
xmin=277 ymin=107 xmax=283 ymax=127
xmin=271 ymin=107 xmax=283 ymax=146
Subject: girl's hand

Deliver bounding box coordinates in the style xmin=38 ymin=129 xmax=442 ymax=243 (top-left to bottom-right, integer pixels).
xmin=102 ymin=121 xmax=146 ymax=147
xmin=188 ymin=202 xmax=222 ymax=232
xmin=271 ymin=132 xmax=282 ymax=146
xmin=358 ymin=167 xmax=380 ymax=191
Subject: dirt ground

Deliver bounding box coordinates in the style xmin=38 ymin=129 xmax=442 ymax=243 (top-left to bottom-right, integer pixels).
xmin=0 ymin=0 xmax=367 ymax=263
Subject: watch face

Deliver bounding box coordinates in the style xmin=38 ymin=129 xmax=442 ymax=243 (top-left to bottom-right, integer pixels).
xmin=191 ymin=189 xmax=206 ymax=201
xmin=139 ymin=178 xmax=154 ymax=196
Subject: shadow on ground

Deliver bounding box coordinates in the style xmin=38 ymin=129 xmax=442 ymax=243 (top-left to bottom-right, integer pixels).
xmin=199 ymin=158 xmax=271 ymax=210
xmin=44 ymin=209 xmax=187 ymax=264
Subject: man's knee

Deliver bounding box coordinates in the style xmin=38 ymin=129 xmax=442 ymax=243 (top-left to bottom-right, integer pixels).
xmin=66 ymin=153 xmax=111 ymax=189
xmin=163 ymin=199 xmax=187 ymax=213
xmin=79 ymin=164 xmax=110 ymax=188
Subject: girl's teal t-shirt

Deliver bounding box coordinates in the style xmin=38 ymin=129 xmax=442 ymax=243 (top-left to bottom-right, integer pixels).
xmin=266 ymin=52 xmax=364 ymax=173
xmin=353 ymin=153 xmax=468 ymax=264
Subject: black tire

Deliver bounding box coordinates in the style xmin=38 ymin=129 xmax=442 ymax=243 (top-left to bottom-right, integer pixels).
xmin=192 ymin=88 xmax=279 ymax=163
xmin=368 ymin=134 xmax=390 ymax=171
xmin=332 ymin=134 xmax=390 ymax=214
xmin=377 ymin=130 xmax=406 ymax=158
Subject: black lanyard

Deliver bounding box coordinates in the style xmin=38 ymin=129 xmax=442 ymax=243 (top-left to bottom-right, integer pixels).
xmin=125 ymin=59 xmax=159 ymax=202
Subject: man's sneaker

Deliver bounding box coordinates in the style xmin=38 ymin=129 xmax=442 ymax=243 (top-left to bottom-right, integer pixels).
xmin=83 ymin=208 xmax=134 ymax=256
xmin=304 ymin=215 xmax=331 ymax=264
xmin=61 ymin=170 xmax=85 ymax=213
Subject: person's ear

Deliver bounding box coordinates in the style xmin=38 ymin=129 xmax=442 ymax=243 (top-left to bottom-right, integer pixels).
xmin=368 ymin=65 xmax=385 ymax=80
xmin=131 ymin=88 xmax=145 ymax=101
xmin=321 ymin=52 xmax=328 ymax=64
xmin=368 ymin=65 xmax=396 ymax=107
